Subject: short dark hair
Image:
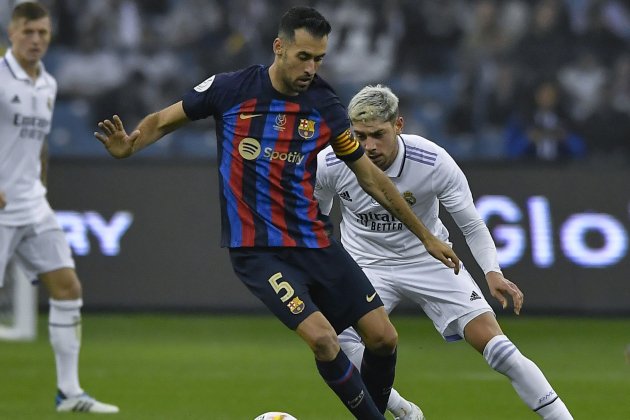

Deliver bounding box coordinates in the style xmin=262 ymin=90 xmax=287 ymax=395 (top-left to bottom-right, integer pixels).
xmin=11 ymin=1 xmax=49 ymax=22
xmin=278 ymin=6 xmax=331 ymax=41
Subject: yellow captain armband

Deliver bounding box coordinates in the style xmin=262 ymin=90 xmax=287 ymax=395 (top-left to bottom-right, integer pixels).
xmin=331 ymin=129 xmax=362 ymax=161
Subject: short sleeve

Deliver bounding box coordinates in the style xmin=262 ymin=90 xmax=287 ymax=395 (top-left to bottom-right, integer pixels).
xmin=317 ymin=94 xmax=364 ymax=162
xmin=181 ymin=74 xmax=219 ymax=121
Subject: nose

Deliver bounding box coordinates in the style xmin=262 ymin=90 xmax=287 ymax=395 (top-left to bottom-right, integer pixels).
xmin=304 ymin=59 xmax=316 ymax=75
xmin=363 ymin=137 xmax=377 ymax=152
xmin=31 ymin=33 xmax=44 ymax=44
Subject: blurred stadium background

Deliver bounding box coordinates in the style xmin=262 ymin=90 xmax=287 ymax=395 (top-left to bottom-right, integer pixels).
xmin=1 ymin=0 xmax=629 ymax=418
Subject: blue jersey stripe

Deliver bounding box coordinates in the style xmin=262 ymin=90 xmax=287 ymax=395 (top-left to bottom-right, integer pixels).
xmin=294 ymin=109 xmax=323 ymax=247
xmin=258 ymin=100 xmax=285 ymax=246
xmin=220 ymin=109 xmax=243 ymax=246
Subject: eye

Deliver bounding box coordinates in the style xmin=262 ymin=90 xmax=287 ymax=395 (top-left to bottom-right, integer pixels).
xmin=372 ymin=131 xmax=386 ymax=139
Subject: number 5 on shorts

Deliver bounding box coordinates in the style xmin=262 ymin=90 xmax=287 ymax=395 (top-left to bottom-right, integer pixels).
xmin=268 ymin=272 xmax=294 ymax=302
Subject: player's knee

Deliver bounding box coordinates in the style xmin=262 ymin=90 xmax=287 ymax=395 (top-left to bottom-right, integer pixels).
xmin=41 ymin=268 xmax=82 ymax=300
xmin=364 ymin=324 xmax=398 ymax=356
xmin=306 ymin=328 xmax=340 ymax=360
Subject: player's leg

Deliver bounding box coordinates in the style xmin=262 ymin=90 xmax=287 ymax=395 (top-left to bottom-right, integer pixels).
xmin=39 ymin=267 xmax=83 ymax=398
xmin=338 ymin=266 xmax=423 ymax=419
xmin=230 ymin=246 xmax=385 ymax=419
xmin=339 ymin=326 xmax=423 ymax=420
xmin=354 ymin=306 xmax=398 ymax=414
xmin=312 ymin=241 xmax=398 ymax=416
xmin=20 ymin=213 xmax=118 ymax=413
xmin=463 ymin=313 xmax=573 ymax=419
xmin=295 ymin=312 xmax=384 ymax=419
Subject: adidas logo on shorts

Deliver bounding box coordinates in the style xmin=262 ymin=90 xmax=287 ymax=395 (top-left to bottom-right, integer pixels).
xmin=470 ymin=291 xmax=481 ymax=301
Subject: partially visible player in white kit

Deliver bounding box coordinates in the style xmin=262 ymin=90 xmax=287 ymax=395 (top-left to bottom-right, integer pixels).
xmin=315 ymin=85 xmax=573 ymax=420
xmin=0 ymin=2 xmax=117 ymax=414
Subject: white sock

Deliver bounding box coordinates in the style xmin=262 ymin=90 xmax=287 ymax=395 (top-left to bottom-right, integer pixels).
xmin=483 ymin=335 xmax=573 ymax=419
xmin=339 ymin=329 xmax=414 ymax=417
xmin=386 ymin=388 xmax=414 ymax=417
xmin=49 ymin=298 xmax=83 ymax=397
xmin=339 ymin=328 xmax=365 ymax=370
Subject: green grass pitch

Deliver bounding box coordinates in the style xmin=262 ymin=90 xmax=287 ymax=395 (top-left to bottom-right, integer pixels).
xmin=1 ymin=314 xmax=629 ymax=419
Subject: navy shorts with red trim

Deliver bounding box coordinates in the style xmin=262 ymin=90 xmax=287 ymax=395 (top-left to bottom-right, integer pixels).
xmin=229 ymin=238 xmax=383 ymax=333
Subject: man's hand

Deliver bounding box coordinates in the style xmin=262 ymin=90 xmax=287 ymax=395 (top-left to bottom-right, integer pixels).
xmin=94 ymin=115 xmax=140 ymax=159
xmin=486 ymin=271 xmax=523 ymax=315
xmin=424 ymin=236 xmax=460 ymax=274
xmin=0 ymin=191 xmax=6 ymax=209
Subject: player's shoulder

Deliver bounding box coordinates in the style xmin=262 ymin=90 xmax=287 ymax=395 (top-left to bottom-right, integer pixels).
xmin=317 ymin=144 xmax=346 ymax=170
xmin=222 ymin=64 xmax=264 ymax=81
xmin=40 ymin=67 xmax=57 ymax=90
xmin=0 ymin=56 xmax=12 ymax=79
xmin=204 ymin=64 xmax=264 ymax=90
xmin=307 ymin=74 xmax=341 ymax=103
xmin=401 ymin=134 xmax=449 ymax=167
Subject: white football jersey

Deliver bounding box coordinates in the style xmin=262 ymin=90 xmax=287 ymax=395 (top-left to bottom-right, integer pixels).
xmin=0 ymin=49 xmax=56 ymax=226
xmin=315 ymin=134 xmax=473 ymax=266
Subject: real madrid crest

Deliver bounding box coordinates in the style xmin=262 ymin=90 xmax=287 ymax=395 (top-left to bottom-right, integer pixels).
xmin=298 ymin=119 xmax=316 ymax=139
xmin=403 ymin=191 xmax=416 ymax=206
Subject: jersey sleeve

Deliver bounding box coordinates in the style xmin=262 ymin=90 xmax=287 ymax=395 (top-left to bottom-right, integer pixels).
xmin=432 ymin=150 xmax=474 ymax=213
xmin=181 ymin=74 xmax=221 ymax=121
xmin=451 ymin=203 xmax=502 ymax=275
xmin=331 ymin=128 xmax=364 ymax=162
xmin=321 ymin=97 xmax=364 ymax=162
xmin=314 ymin=150 xmax=336 ymax=216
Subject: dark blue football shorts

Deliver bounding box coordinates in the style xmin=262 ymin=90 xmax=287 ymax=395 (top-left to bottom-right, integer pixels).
xmin=229 ymin=238 xmax=383 ymax=334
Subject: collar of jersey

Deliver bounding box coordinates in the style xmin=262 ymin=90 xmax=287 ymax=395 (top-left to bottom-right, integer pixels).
xmin=383 ymin=135 xmax=406 ymax=178
xmin=5 ymin=48 xmax=50 ymax=87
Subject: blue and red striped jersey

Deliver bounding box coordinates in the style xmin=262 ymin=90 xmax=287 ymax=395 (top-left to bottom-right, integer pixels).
xmin=182 ymin=65 xmax=363 ymax=248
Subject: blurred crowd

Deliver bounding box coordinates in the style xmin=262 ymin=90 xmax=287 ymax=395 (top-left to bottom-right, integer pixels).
xmin=1 ymin=0 xmax=629 ymax=162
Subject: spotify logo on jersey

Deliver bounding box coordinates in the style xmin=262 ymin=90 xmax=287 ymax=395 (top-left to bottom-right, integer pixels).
xmin=238 ymin=137 xmax=261 ymax=160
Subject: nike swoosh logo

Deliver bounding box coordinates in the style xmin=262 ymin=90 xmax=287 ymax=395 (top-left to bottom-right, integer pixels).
xmin=366 ymin=292 xmax=377 ymax=302
xmin=239 ymin=113 xmax=263 ymax=120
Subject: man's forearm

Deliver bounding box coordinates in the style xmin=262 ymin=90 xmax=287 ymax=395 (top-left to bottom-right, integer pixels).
xmin=131 ymin=112 xmax=166 ymax=153
xmin=132 ymin=105 xmax=189 ymax=154
xmin=364 ymin=170 xmax=433 ymax=242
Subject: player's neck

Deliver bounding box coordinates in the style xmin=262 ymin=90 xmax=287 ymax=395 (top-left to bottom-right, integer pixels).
xmin=380 ymin=138 xmax=399 ymax=171
xmin=268 ymin=64 xmax=297 ymax=97
xmin=15 ymin=55 xmax=41 ymax=81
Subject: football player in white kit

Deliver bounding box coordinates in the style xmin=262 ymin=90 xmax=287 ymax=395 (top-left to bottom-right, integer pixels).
xmin=315 ymin=85 xmax=573 ymax=420
xmin=0 ymin=3 xmax=118 ymax=413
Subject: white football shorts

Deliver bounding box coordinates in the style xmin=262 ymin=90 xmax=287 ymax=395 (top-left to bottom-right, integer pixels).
xmin=352 ymin=257 xmax=494 ymax=342
xmin=0 ymin=209 xmax=75 ymax=286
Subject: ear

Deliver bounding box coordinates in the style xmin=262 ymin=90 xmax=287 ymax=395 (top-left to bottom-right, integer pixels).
xmin=7 ymin=21 xmax=15 ymax=39
xmin=395 ymin=116 xmax=404 ymax=134
xmin=273 ymin=38 xmax=283 ymax=56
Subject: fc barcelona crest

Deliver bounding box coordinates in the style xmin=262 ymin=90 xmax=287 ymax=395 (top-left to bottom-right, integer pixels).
xmin=298 ymin=119 xmax=316 ymax=139
xmin=287 ymin=296 xmax=305 ymax=314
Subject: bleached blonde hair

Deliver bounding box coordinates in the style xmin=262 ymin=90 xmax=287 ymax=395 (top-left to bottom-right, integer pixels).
xmin=348 ymin=84 xmax=399 ymax=124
